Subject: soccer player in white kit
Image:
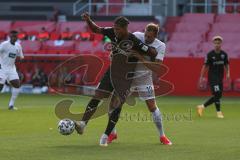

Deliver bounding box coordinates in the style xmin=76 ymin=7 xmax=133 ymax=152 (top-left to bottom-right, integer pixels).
xmin=107 ymin=23 xmax=172 ymax=145
xmin=0 ymin=30 xmax=24 ymax=110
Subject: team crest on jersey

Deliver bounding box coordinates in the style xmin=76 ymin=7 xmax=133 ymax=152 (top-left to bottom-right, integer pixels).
xmin=212 ymin=56 xmax=216 ymax=60
xmin=221 ymin=54 xmax=225 ymax=59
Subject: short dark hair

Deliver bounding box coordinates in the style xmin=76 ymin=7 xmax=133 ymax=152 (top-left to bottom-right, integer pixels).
xmin=10 ymin=30 xmax=18 ymax=35
xmin=145 ymin=23 xmax=159 ymax=35
xmin=114 ymin=16 xmax=129 ymax=27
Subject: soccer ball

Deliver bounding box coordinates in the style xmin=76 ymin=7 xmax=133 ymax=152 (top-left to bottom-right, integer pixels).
xmin=58 ymin=119 xmax=75 ymax=135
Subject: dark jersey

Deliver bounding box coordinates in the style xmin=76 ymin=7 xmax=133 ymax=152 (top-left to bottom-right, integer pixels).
xmin=205 ymin=50 xmax=229 ymax=83
xmin=98 ymin=27 xmax=152 ymax=102
xmin=101 ymin=27 xmax=150 ymax=57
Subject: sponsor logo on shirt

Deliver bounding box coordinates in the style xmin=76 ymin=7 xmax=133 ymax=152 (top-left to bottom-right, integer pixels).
xmin=8 ymin=53 xmax=16 ymax=58
xmin=213 ymin=61 xmax=224 ymax=65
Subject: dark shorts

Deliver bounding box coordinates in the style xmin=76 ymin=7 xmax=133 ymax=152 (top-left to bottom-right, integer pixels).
xmin=97 ymin=68 xmax=114 ymax=93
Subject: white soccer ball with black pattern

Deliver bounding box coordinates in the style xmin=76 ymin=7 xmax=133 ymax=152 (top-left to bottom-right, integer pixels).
xmin=58 ymin=119 xmax=75 ymax=135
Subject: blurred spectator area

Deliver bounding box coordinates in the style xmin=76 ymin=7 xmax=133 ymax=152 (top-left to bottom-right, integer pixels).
xmin=0 ymin=20 xmax=152 ymax=55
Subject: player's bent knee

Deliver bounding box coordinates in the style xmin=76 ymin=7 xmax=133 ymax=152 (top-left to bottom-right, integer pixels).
xmin=146 ymin=99 xmax=157 ymax=112
xmin=214 ymin=92 xmax=222 ymax=99
xmin=10 ymin=80 xmax=21 ymax=88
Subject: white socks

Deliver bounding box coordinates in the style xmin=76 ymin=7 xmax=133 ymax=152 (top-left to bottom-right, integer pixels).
xmin=9 ymin=87 xmax=20 ymax=107
xmin=152 ymin=107 xmax=165 ymax=137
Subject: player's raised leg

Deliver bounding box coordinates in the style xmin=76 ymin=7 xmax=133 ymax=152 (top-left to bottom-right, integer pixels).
xmin=75 ymin=68 xmax=113 ymax=134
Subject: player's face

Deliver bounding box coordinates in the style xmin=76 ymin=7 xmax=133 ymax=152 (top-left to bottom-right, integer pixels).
xmin=213 ymin=40 xmax=222 ymax=50
xmin=144 ymin=31 xmax=156 ymax=44
xmin=10 ymin=33 xmax=18 ymax=43
xmin=113 ymin=25 xmax=127 ymax=39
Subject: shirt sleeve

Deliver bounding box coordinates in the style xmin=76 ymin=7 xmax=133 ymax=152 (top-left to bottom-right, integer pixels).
xmin=224 ymin=53 xmax=229 ymax=65
xmin=100 ymin=27 xmax=114 ymax=38
xmin=204 ymin=53 xmax=211 ymax=65
xmin=18 ymin=45 xmax=24 ymax=58
xmin=131 ymin=35 xmax=150 ymax=55
xmin=155 ymin=43 xmax=166 ymax=61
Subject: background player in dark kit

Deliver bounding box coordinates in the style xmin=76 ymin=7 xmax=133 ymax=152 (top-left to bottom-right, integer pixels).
xmin=197 ymin=36 xmax=230 ymax=118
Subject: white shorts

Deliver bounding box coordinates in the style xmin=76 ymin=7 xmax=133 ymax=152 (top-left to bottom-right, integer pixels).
xmin=0 ymin=67 xmax=19 ymax=84
xmin=131 ymin=75 xmax=155 ymax=101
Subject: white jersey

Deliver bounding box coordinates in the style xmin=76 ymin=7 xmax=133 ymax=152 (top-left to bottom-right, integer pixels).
xmin=0 ymin=41 xmax=23 ymax=69
xmin=133 ymin=31 xmax=166 ymax=80
xmin=131 ymin=32 xmax=166 ymax=100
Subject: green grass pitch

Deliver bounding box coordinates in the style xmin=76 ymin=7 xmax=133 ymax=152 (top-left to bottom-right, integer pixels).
xmin=0 ymin=94 xmax=239 ymax=160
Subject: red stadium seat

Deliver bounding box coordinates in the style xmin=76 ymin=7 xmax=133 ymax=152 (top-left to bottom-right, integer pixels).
xmin=170 ymin=32 xmax=203 ymax=42
xmin=175 ymin=23 xmax=210 ymax=33
xmin=128 ymin=22 xmax=151 ymax=32
xmin=164 ymin=16 xmax=181 ymax=34
xmin=12 ymin=21 xmax=56 ymax=32
xmin=50 ymin=32 xmax=61 ymax=40
xmin=216 ymin=14 xmax=240 ymax=22
xmin=20 ymin=40 xmax=41 ymax=54
xmin=200 ymin=42 xmax=213 ymax=55
xmin=98 ymin=0 xmax=123 ymax=15
xmin=166 ymin=41 xmax=200 ymax=57
xmin=211 ymin=23 xmax=240 ymax=33
xmin=181 ymin=13 xmax=215 ymax=23
xmin=57 ymin=22 xmax=87 ymax=33
xmin=0 ymin=21 xmax=12 ymax=33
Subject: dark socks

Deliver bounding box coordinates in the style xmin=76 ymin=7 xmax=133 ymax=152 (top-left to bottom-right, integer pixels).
xmin=215 ymin=99 xmax=221 ymax=112
xmin=104 ymin=107 xmax=122 ymax=136
xmin=204 ymin=96 xmax=215 ymax=107
xmin=81 ymin=98 xmax=100 ymax=124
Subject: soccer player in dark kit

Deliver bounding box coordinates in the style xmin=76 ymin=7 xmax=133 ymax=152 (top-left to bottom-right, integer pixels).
xmin=197 ymin=36 xmax=230 ymax=119
xmin=74 ymin=12 xmax=157 ymax=146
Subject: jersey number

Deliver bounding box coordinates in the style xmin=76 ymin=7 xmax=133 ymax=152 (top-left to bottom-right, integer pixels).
xmin=146 ymin=86 xmax=153 ymax=94
xmin=214 ymin=85 xmax=220 ymax=92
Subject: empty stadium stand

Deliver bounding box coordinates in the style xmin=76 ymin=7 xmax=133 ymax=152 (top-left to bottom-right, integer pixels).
xmin=165 ymin=13 xmax=240 ymax=58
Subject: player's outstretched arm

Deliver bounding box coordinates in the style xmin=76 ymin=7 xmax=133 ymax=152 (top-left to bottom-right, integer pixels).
xmin=81 ymin=12 xmax=102 ymax=34
xmin=225 ymin=64 xmax=230 ymax=80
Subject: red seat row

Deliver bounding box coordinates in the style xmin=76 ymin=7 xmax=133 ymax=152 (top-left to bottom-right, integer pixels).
xmin=20 ymin=40 xmax=106 ymax=54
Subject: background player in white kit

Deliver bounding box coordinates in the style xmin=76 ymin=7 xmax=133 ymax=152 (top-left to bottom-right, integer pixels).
xmin=107 ymin=23 xmax=172 ymax=145
xmin=0 ymin=30 xmax=24 ymax=110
